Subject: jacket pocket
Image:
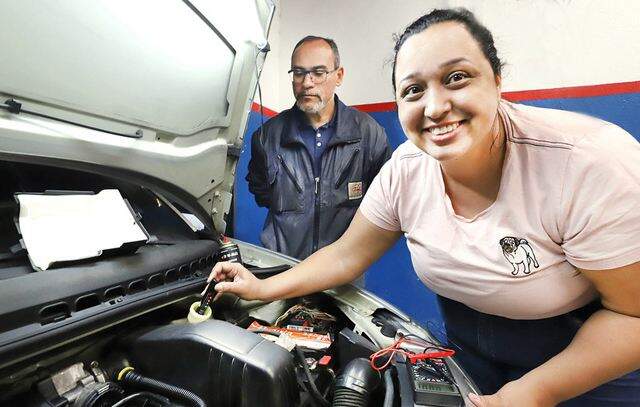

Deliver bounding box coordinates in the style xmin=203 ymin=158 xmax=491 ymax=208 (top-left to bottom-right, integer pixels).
xmin=335 ymin=148 xmax=360 ymax=188
xmin=333 ymin=147 xmax=363 ymax=207
xmin=271 ymin=155 xmax=304 ymax=213
xmin=278 ymin=155 xmax=302 ymax=192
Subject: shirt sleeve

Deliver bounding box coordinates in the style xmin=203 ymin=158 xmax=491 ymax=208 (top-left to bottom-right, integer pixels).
xmin=359 ymin=156 xmax=401 ymax=232
xmin=559 ymin=123 xmax=640 ymax=270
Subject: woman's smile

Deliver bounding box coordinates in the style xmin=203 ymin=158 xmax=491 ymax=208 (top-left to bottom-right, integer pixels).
xmin=424 ymin=120 xmax=465 ymax=145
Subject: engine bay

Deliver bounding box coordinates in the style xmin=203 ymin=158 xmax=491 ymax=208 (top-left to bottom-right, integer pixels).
xmin=2 ymin=290 xmax=469 ymax=407
xmin=0 ymin=161 xmax=474 ymax=406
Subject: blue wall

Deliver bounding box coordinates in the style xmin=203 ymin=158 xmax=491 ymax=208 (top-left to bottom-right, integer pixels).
xmin=235 ymin=93 xmax=640 ymax=334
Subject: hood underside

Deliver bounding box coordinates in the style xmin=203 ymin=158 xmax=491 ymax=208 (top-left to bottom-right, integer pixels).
xmin=0 ymin=0 xmax=274 ymax=233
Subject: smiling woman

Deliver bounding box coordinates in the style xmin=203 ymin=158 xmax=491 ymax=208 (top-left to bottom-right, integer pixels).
xmin=370 ymin=8 xmax=640 ymax=406
xmin=209 ymin=7 xmax=640 ymax=407
xmin=393 ymin=22 xmax=503 ymax=195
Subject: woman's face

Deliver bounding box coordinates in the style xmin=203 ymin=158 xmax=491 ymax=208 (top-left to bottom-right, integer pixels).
xmin=394 ymin=22 xmax=501 ymax=163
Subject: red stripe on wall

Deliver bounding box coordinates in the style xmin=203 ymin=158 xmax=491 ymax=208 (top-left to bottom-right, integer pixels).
xmin=352 ymin=101 xmax=397 ymax=112
xmin=252 ymin=81 xmax=640 ymax=115
xmin=502 ymin=80 xmax=640 ymax=102
xmin=251 ymin=102 xmax=278 ymax=117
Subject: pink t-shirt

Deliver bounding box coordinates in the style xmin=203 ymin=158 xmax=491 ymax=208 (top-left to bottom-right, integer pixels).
xmin=360 ymin=100 xmax=640 ymax=319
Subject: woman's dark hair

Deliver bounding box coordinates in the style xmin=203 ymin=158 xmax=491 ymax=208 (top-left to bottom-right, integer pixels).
xmin=391 ymin=8 xmax=503 ymax=91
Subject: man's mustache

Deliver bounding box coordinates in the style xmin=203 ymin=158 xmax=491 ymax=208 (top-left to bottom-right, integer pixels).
xmin=298 ymin=93 xmax=321 ymax=99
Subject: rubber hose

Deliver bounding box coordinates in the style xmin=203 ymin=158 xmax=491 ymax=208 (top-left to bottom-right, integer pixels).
xmin=332 ymin=358 xmax=381 ymax=407
xmin=383 ymin=369 xmax=394 ymax=407
xmin=120 ymin=370 xmax=206 ymax=407
xmin=332 ymin=388 xmax=367 ymax=406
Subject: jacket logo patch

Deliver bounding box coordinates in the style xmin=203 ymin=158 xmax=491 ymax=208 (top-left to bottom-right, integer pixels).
xmin=499 ymin=236 xmax=539 ymax=276
xmin=347 ymin=182 xmax=363 ymax=200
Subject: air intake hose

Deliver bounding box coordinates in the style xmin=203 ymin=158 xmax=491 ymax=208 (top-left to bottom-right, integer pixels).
xmin=117 ymin=367 xmax=206 ymax=407
xmin=332 ymin=358 xmax=381 ymax=407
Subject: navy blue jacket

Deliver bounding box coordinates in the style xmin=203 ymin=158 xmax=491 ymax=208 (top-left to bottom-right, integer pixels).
xmin=246 ymin=97 xmax=391 ymax=259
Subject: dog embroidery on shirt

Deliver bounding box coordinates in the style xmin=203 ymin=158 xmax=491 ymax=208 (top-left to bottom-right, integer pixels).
xmin=499 ymin=236 xmax=539 ymax=276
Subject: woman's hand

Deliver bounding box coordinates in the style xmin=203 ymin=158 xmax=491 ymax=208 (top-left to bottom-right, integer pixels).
xmin=206 ymin=262 xmax=263 ymax=301
xmin=467 ymin=379 xmax=555 ymax=407
xmin=204 ymin=212 xmax=400 ymax=303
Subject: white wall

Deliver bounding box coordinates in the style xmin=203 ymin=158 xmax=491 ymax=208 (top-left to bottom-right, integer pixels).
xmin=258 ymin=0 xmax=640 ymax=112
xmin=254 ymin=0 xmax=281 ymax=112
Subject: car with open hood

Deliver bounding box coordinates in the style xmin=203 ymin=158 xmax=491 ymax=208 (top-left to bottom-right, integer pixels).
xmin=0 ymin=1 xmax=479 ymax=406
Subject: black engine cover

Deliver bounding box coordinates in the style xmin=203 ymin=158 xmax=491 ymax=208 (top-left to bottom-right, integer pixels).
xmin=124 ymin=320 xmax=299 ymax=407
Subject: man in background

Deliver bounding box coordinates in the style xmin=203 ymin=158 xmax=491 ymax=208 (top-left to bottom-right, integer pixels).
xmin=247 ymin=35 xmax=390 ymax=261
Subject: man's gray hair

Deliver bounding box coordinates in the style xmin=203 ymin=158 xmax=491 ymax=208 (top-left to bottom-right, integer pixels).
xmin=292 ymin=35 xmax=340 ymax=69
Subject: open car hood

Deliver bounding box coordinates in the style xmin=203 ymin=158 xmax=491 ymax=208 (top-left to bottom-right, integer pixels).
xmin=0 ymin=0 xmax=274 ymax=233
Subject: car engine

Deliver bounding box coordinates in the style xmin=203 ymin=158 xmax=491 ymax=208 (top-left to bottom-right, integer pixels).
xmin=3 ymin=292 xmax=400 ymax=407
xmin=0 ymin=161 xmax=470 ymax=407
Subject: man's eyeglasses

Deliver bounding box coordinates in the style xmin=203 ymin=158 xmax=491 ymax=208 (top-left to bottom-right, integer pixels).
xmin=288 ymin=67 xmax=338 ymax=84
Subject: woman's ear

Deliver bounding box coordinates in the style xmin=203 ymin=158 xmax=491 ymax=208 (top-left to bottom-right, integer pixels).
xmin=495 ymin=75 xmax=502 ymax=96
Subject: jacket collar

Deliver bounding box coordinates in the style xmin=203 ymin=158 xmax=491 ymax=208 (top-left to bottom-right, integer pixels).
xmin=281 ymin=95 xmax=361 ymax=147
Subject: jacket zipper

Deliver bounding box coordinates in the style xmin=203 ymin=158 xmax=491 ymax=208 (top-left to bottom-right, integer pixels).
xmin=313 ymin=142 xmax=358 ymax=252
xmin=278 ymin=155 xmax=302 ymax=193
xmin=334 ymin=148 xmax=360 ymax=188
xmin=313 ymin=175 xmax=320 ymax=252
xmin=313 ymin=142 xmax=325 ymax=252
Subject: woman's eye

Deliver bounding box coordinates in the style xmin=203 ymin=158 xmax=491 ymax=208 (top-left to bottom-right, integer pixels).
xmin=402 ymin=85 xmax=423 ymax=99
xmin=446 ymin=71 xmax=469 ymax=84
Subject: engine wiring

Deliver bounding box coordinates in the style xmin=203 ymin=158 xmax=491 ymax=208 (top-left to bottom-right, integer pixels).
xmin=275 ymin=303 xmax=337 ymax=330
xmin=369 ymin=334 xmax=455 ymax=372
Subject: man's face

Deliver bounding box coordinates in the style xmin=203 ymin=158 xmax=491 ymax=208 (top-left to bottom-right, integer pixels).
xmin=290 ymin=40 xmax=343 ymax=115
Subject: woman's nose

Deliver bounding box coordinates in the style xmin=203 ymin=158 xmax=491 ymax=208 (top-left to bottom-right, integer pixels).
xmin=424 ymin=88 xmax=451 ymax=121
